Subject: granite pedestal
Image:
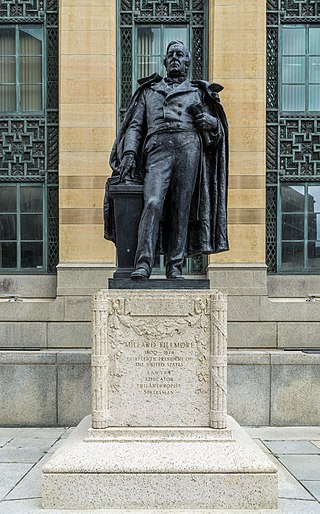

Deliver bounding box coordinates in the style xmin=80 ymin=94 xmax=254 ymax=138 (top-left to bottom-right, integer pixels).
xmin=42 ymin=289 xmax=278 ymax=510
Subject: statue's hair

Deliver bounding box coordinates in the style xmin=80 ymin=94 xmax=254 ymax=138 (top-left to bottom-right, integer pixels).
xmin=164 ymin=40 xmax=191 ymax=71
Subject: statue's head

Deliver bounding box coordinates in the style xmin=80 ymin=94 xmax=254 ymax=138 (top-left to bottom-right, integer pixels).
xmin=163 ymin=41 xmax=191 ymax=78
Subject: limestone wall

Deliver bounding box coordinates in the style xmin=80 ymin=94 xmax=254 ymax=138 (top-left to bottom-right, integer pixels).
xmin=59 ymin=0 xmax=116 ymax=264
xmin=209 ymin=0 xmax=266 ymax=265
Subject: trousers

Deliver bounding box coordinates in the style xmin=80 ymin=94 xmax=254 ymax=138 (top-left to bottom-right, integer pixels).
xmin=134 ymin=131 xmax=201 ymax=276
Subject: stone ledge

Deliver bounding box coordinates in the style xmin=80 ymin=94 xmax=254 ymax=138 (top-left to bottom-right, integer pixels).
xmin=42 ymin=415 xmax=278 ymax=510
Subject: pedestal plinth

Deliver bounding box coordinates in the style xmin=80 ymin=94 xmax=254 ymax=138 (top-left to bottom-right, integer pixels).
xmin=42 ymin=289 xmax=278 ymax=510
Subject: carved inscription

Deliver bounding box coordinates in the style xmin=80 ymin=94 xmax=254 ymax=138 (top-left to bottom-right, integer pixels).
xmin=106 ymin=297 xmax=210 ymax=425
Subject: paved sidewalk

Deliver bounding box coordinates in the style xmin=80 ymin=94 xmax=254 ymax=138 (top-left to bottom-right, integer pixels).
xmin=0 ymin=425 xmax=319 ymax=513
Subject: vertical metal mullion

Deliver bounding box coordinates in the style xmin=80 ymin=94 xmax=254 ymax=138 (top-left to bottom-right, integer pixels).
xmin=43 ymin=183 xmax=47 ymax=271
xmin=16 ymin=184 xmax=21 ymax=270
xmin=306 ymin=25 xmax=309 ymax=112
xmin=277 ymin=182 xmax=282 ymax=272
xmin=15 ymin=25 xmax=19 ymax=112
xmin=304 ymin=183 xmax=308 ymax=271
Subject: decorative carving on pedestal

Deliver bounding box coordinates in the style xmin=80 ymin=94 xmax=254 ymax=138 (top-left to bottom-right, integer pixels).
xmin=91 ymin=290 xmax=227 ymax=430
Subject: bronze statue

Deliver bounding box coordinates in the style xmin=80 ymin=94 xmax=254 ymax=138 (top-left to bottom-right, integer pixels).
xmin=105 ymin=41 xmax=229 ymax=280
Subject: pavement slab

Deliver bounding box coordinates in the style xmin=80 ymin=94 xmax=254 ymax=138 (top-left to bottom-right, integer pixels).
xmin=5 ymin=437 xmax=60 ymax=451
xmin=0 ymin=448 xmax=44 ymax=463
xmin=0 ymin=463 xmax=33 ymax=501
xmin=278 ymin=455 xmax=320 ymax=481
xmin=263 ymin=440 xmax=320 ymax=455
xmin=0 ymin=428 xmax=66 ymax=439
xmin=265 ymin=452 xmax=314 ymax=500
xmin=302 ymin=482 xmax=320 ymax=502
xmin=0 ymin=437 xmax=13 ymax=447
xmin=246 ymin=427 xmax=320 ymax=440
xmin=5 ymin=453 xmax=52 ymax=501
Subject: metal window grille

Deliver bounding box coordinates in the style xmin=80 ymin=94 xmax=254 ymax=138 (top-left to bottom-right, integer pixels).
xmin=266 ymin=0 xmax=320 ymax=273
xmin=0 ymin=0 xmax=58 ymax=273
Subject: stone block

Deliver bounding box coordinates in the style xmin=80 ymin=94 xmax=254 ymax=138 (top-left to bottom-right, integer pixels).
xmin=278 ymin=322 xmax=320 ymax=349
xmin=64 ymin=296 xmax=92 ymax=321
xmin=0 ymin=323 xmax=46 ymax=349
xmin=57 ymin=363 xmax=91 ymax=426
xmin=260 ymin=296 xmax=320 ymax=322
xmin=59 ymin=225 xmax=111 ymax=263
xmin=57 ymin=264 xmax=115 ymax=296
xmin=0 ymin=275 xmax=56 ymax=298
xmin=207 ymin=263 xmax=267 ymax=295
xmin=271 ymin=364 xmax=320 ymax=426
xmin=91 ymin=290 xmax=227 ymax=429
xmin=267 ymin=274 xmax=320 ymax=298
xmin=227 ymin=295 xmax=260 ymax=321
xmin=228 ymin=364 xmax=270 ymax=425
xmin=47 ymin=322 xmax=91 ymax=348
xmin=0 ymin=363 xmax=57 ymax=426
xmin=0 ymin=298 xmax=64 ymax=322
xmin=42 ymin=416 xmax=278 ymax=510
xmin=228 ymin=322 xmax=276 ymax=348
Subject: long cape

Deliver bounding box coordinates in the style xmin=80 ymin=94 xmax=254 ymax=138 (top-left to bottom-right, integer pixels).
xmin=104 ymin=73 xmax=229 ymax=255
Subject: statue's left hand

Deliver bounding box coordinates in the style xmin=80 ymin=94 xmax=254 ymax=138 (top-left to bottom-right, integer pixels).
xmin=119 ymin=153 xmax=136 ymax=182
xmin=195 ymin=113 xmax=218 ymax=132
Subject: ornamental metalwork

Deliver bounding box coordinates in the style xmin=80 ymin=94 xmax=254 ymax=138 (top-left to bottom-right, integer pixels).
xmin=0 ymin=118 xmax=45 ymax=178
xmin=0 ymin=0 xmax=59 ymax=272
xmin=119 ymin=0 xmax=207 ymax=119
xmin=266 ymin=0 xmax=320 ymax=272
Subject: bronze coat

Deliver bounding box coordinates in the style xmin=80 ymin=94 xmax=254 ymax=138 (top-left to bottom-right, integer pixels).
xmin=104 ymin=73 xmax=229 ymax=255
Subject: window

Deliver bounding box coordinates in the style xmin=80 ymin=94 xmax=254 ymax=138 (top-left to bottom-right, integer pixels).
xmin=0 ymin=185 xmax=45 ymax=270
xmin=135 ymin=25 xmax=189 ymax=84
xmin=0 ymin=25 xmax=44 ymax=112
xmin=280 ymin=184 xmax=320 ymax=272
xmin=281 ymin=25 xmax=320 ymax=112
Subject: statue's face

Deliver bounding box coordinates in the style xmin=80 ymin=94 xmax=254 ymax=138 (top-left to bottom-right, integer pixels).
xmin=165 ymin=43 xmax=188 ymax=77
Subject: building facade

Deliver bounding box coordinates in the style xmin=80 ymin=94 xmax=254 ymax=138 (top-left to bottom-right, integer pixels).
xmin=0 ymin=0 xmax=319 ymax=426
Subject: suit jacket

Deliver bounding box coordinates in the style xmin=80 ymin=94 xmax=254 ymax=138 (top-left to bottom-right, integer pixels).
xmin=104 ymin=73 xmax=229 ymax=256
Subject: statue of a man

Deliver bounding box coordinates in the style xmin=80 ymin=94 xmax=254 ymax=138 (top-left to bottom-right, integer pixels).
xmin=105 ymin=41 xmax=229 ymax=280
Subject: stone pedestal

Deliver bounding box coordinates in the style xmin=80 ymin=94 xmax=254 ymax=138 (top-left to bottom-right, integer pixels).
xmin=42 ymin=289 xmax=278 ymax=510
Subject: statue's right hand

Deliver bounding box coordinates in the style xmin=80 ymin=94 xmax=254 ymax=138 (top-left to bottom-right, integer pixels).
xmin=119 ymin=154 xmax=136 ymax=182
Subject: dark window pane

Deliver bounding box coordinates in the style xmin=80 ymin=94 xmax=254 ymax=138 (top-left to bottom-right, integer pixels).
xmin=0 ymin=85 xmax=16 ymax=111
xmin=282 ymin=213 xmax=304 ymax=240
xmin=283 ymin=27 xmax=305 ymax=56
xmin=0 ymin=28 xmax=15 ymax=55
xmin=282 ymin=185 xmax=305 ymax=212
xmin=20 ymin=84 xmax=42 ymax=111
xmin=0 ymin=56 xmax=16 ymax=83
xmin=309 ymin=27 xmax=320 ymax=56
xmin=282 ymin=85 xmax=305 ymax=111
xmin=309 ymin=57 xmax=320 ymax=84
xmin=307 ymin=241 xmax=320 ymax=270
xmin=282 ymin=57 xmax=305 ymax=84
xmin=21 ymin=242 xmax=43 ymax=268
xmin=0 ymin=187 xmax=16 ymax=212
xmin=21 ymin=214 xmax=43 ymax=240
xmin=281 ymin=241 xmax=304 ymax=271
xmin=0 ymin=214 xmax=16 ymax=239
xmin=19 ymin=28 xmax=42 ymax=56
xmin=307 ymin=186 xmax=320 ymax=212
xmin=308 ymin=213 xmax=320 ymax=240
xmin=163 ymin=26 xmax=189 ymax=52
xmin=19 ymin=56 xmax=42 ymax=83
xmin=309 ymin=85 xmax=320 ymax=111
xmin=20 ymin=186 xmax=43 ymax=212
xmin=0 ymin=242 xmax=17 ymax=268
